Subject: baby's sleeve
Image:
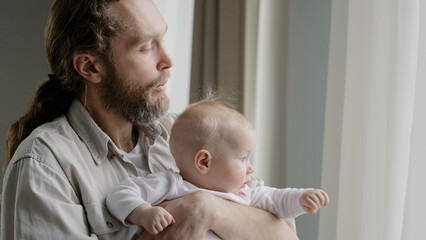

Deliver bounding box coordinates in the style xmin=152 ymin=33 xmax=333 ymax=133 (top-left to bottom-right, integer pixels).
xmin=247 ymin=186 xmax=307 ymax=219
xmin=106 ymin=171 xmax=178 ymax=225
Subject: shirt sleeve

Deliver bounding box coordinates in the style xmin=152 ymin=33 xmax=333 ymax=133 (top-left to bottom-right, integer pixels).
xmin=1 ymin=157 xmax=98 ymax=240
xmin=246 ymin=186 xmax=307 ymax=219
xmin=106 ymin=171 xmax=177 ymax=225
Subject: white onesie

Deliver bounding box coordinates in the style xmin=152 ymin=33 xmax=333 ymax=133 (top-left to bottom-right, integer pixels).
xmin=106 ymin=170 xmax=307 ymax=239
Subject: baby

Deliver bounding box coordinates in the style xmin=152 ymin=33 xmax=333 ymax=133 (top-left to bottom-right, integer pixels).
xmin=106 ymin=100 xmax=329 ymax=236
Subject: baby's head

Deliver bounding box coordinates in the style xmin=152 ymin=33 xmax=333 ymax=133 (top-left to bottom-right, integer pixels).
xmin=170 ymin=100 xmax=256 ymax=194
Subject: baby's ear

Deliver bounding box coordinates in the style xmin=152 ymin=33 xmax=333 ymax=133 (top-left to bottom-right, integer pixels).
xmin=194 ymin=149 xmax=212 ymax=174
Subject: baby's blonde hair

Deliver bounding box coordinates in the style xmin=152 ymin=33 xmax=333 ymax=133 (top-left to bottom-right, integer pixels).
xmin=170 ymin=99 xmax=253 ymax=168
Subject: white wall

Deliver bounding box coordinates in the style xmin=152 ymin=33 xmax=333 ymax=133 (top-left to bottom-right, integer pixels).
xmin=0 ymin=0 xmax=52 ymax=185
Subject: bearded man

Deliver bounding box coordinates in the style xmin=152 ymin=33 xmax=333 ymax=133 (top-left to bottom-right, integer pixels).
xmin=1 ymin=0 xmax=299 ymax=239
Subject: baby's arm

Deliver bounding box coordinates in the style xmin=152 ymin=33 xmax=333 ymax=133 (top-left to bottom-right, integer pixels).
xmin=126 ymin=203 xmax=175 ymax=235
xmin=106 ymin=171 xmax=179 ymax=227
xmin=248 ymin=186 xmax=329 ymax=218
xmin=299 ymin=189 xmax=329 ymax=214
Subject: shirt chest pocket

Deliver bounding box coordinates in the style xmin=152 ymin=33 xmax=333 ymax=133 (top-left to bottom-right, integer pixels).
xmin=84 ymin=201 xmax=125 ymax=236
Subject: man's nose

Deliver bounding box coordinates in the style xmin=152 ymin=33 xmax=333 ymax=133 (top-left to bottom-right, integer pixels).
xmin=157 ymin=42 xmax=173 ymax=71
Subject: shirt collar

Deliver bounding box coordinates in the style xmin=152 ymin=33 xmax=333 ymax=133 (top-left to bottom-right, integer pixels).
xmin=67 ymin=100 xmax=111 ymax=165
xmin=67 ymin=100 xmax=167 ymax=165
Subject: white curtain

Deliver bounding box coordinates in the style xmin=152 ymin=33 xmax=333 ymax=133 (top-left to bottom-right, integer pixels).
xmin=245 ymin=1 xmax=331 ymax=238
xmin=247 ymin=0 xmax=287 ymax=188
xmin=319 ymin=0 xmax=425 ymax=239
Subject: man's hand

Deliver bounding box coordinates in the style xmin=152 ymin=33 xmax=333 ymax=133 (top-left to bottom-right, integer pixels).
xmin=137 ymin=190 xmax=300 ymax=240
xmin=137 ymin=191 xmax=215 ymax=240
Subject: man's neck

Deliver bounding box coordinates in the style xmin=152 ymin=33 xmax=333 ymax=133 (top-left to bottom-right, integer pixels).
xmin=83 ymin=99 xmax=137 ymax=153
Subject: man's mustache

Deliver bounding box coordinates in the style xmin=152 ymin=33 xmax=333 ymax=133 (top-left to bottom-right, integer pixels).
xmin=146 ymin=70 xmax=171 ymax=90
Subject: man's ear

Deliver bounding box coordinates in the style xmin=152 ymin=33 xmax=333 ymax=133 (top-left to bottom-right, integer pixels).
xmin=194 ymin=149 xmax=212 ymax=174
xmin=73 ymin=53 xmax=104 ymax=84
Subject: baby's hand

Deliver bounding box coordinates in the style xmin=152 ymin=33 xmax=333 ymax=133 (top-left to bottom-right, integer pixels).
xmin=138 ymin=206 xmax=175 ymax=235
xmin=300 ymin=189 xmax=329 ymax=214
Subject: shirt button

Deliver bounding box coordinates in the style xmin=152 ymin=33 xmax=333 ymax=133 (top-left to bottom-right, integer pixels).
xmin=106 ymin=222 xmax=114 ymax=228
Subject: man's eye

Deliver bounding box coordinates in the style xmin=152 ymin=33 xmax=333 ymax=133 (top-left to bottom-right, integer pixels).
xmin=140 ymin=42 xmax=154 ymax=52
xmin=140 ymin=46 xmax=152 ymax=52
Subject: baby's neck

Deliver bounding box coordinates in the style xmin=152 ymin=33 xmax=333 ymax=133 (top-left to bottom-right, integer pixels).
xmin=179 ymin=170 xmax=218 ymax=192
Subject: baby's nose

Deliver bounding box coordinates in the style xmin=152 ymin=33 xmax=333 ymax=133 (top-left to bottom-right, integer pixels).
xmin=247 ymin=164 xmax=254 ymax=174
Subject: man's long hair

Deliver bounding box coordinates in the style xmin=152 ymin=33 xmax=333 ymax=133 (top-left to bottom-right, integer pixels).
xmin=5 ymin=0 xmax=123 ymax=164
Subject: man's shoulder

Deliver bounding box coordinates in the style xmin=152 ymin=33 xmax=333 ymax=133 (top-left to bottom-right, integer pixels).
xmin=26 ymin=116 xmax=77 ymax=146
xmin=9 ymin=116 xmax=79 ymax=167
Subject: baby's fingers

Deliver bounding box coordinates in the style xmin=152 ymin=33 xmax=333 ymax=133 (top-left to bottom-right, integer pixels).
xmin=305 ymin=197 xmax=320 ymax=212
xmin=320 ymin=190 xmax=330 ymax=207
xmin=164 ymin=211 xmax=175 ymax=225
xmin=301 ymin=189 xmax=330 ymax=214
xmin=307 ymin=189 xmax=329 ymax=207
xmin=304 ymin=192 xmax=321 ymax=206
xmin=157 ymin=211 xmax=175 ymax=232
xmin=147 ymin=225 xmax=159 ymax=235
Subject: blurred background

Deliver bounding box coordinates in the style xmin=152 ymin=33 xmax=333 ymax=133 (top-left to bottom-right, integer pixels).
xmin=1 ymin=0 xmax=425 ymax=239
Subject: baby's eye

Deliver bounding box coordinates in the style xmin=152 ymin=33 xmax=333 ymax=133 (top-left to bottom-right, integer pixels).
xmin=239 ymin=157 xmax=247 ymax=162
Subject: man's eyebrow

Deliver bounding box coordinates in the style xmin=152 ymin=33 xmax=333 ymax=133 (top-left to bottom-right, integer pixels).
xmin=126 ymin=25 xmax=168 ymax=47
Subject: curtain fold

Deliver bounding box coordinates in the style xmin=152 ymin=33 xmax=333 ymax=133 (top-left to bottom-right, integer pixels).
xmin=251 ymin=0 xmax=288 ymax=188
xmin=401 ymin=3 xmax=426 ymax=238
xmin=190 ymin=0 xmax=287 ymax=187
xmin=319 ymin=0 xmax=420 ymax=239
xmin=190 ymin=0 xmax=246 ymax=112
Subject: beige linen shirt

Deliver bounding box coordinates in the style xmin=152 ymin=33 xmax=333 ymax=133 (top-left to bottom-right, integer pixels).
xmin=0 ymin=100 xmax=179 ymax=239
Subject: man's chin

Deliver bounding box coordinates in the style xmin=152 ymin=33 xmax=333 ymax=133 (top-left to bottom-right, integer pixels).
xmin=156 ymin=93 xmax=170 ymax=112
xmin=137 ymin=97 xmax=170 ymax=126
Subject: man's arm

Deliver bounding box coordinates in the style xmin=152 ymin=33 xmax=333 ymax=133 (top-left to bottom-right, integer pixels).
xmin=209 ymin=193 xmax=299 ymax=240
xmin=138 ymin=191 xmax=299 ymax=240
xmin=1 ymin=158 xmax=97 ymax=239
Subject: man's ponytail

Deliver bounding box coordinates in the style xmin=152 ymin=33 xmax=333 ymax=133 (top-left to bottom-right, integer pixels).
xmin=4 ymin=0 xmax=125 ymax=164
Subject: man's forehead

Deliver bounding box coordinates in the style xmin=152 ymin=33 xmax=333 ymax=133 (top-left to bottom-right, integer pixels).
xmin=109 ymin=0 xmax=167 ymax=45
xmin=111 ymin=1 xmax=166 ymax=33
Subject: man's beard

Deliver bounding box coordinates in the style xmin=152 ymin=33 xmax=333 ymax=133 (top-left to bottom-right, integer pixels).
xmin=100 ymin=61 xmax=170 ymax=127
